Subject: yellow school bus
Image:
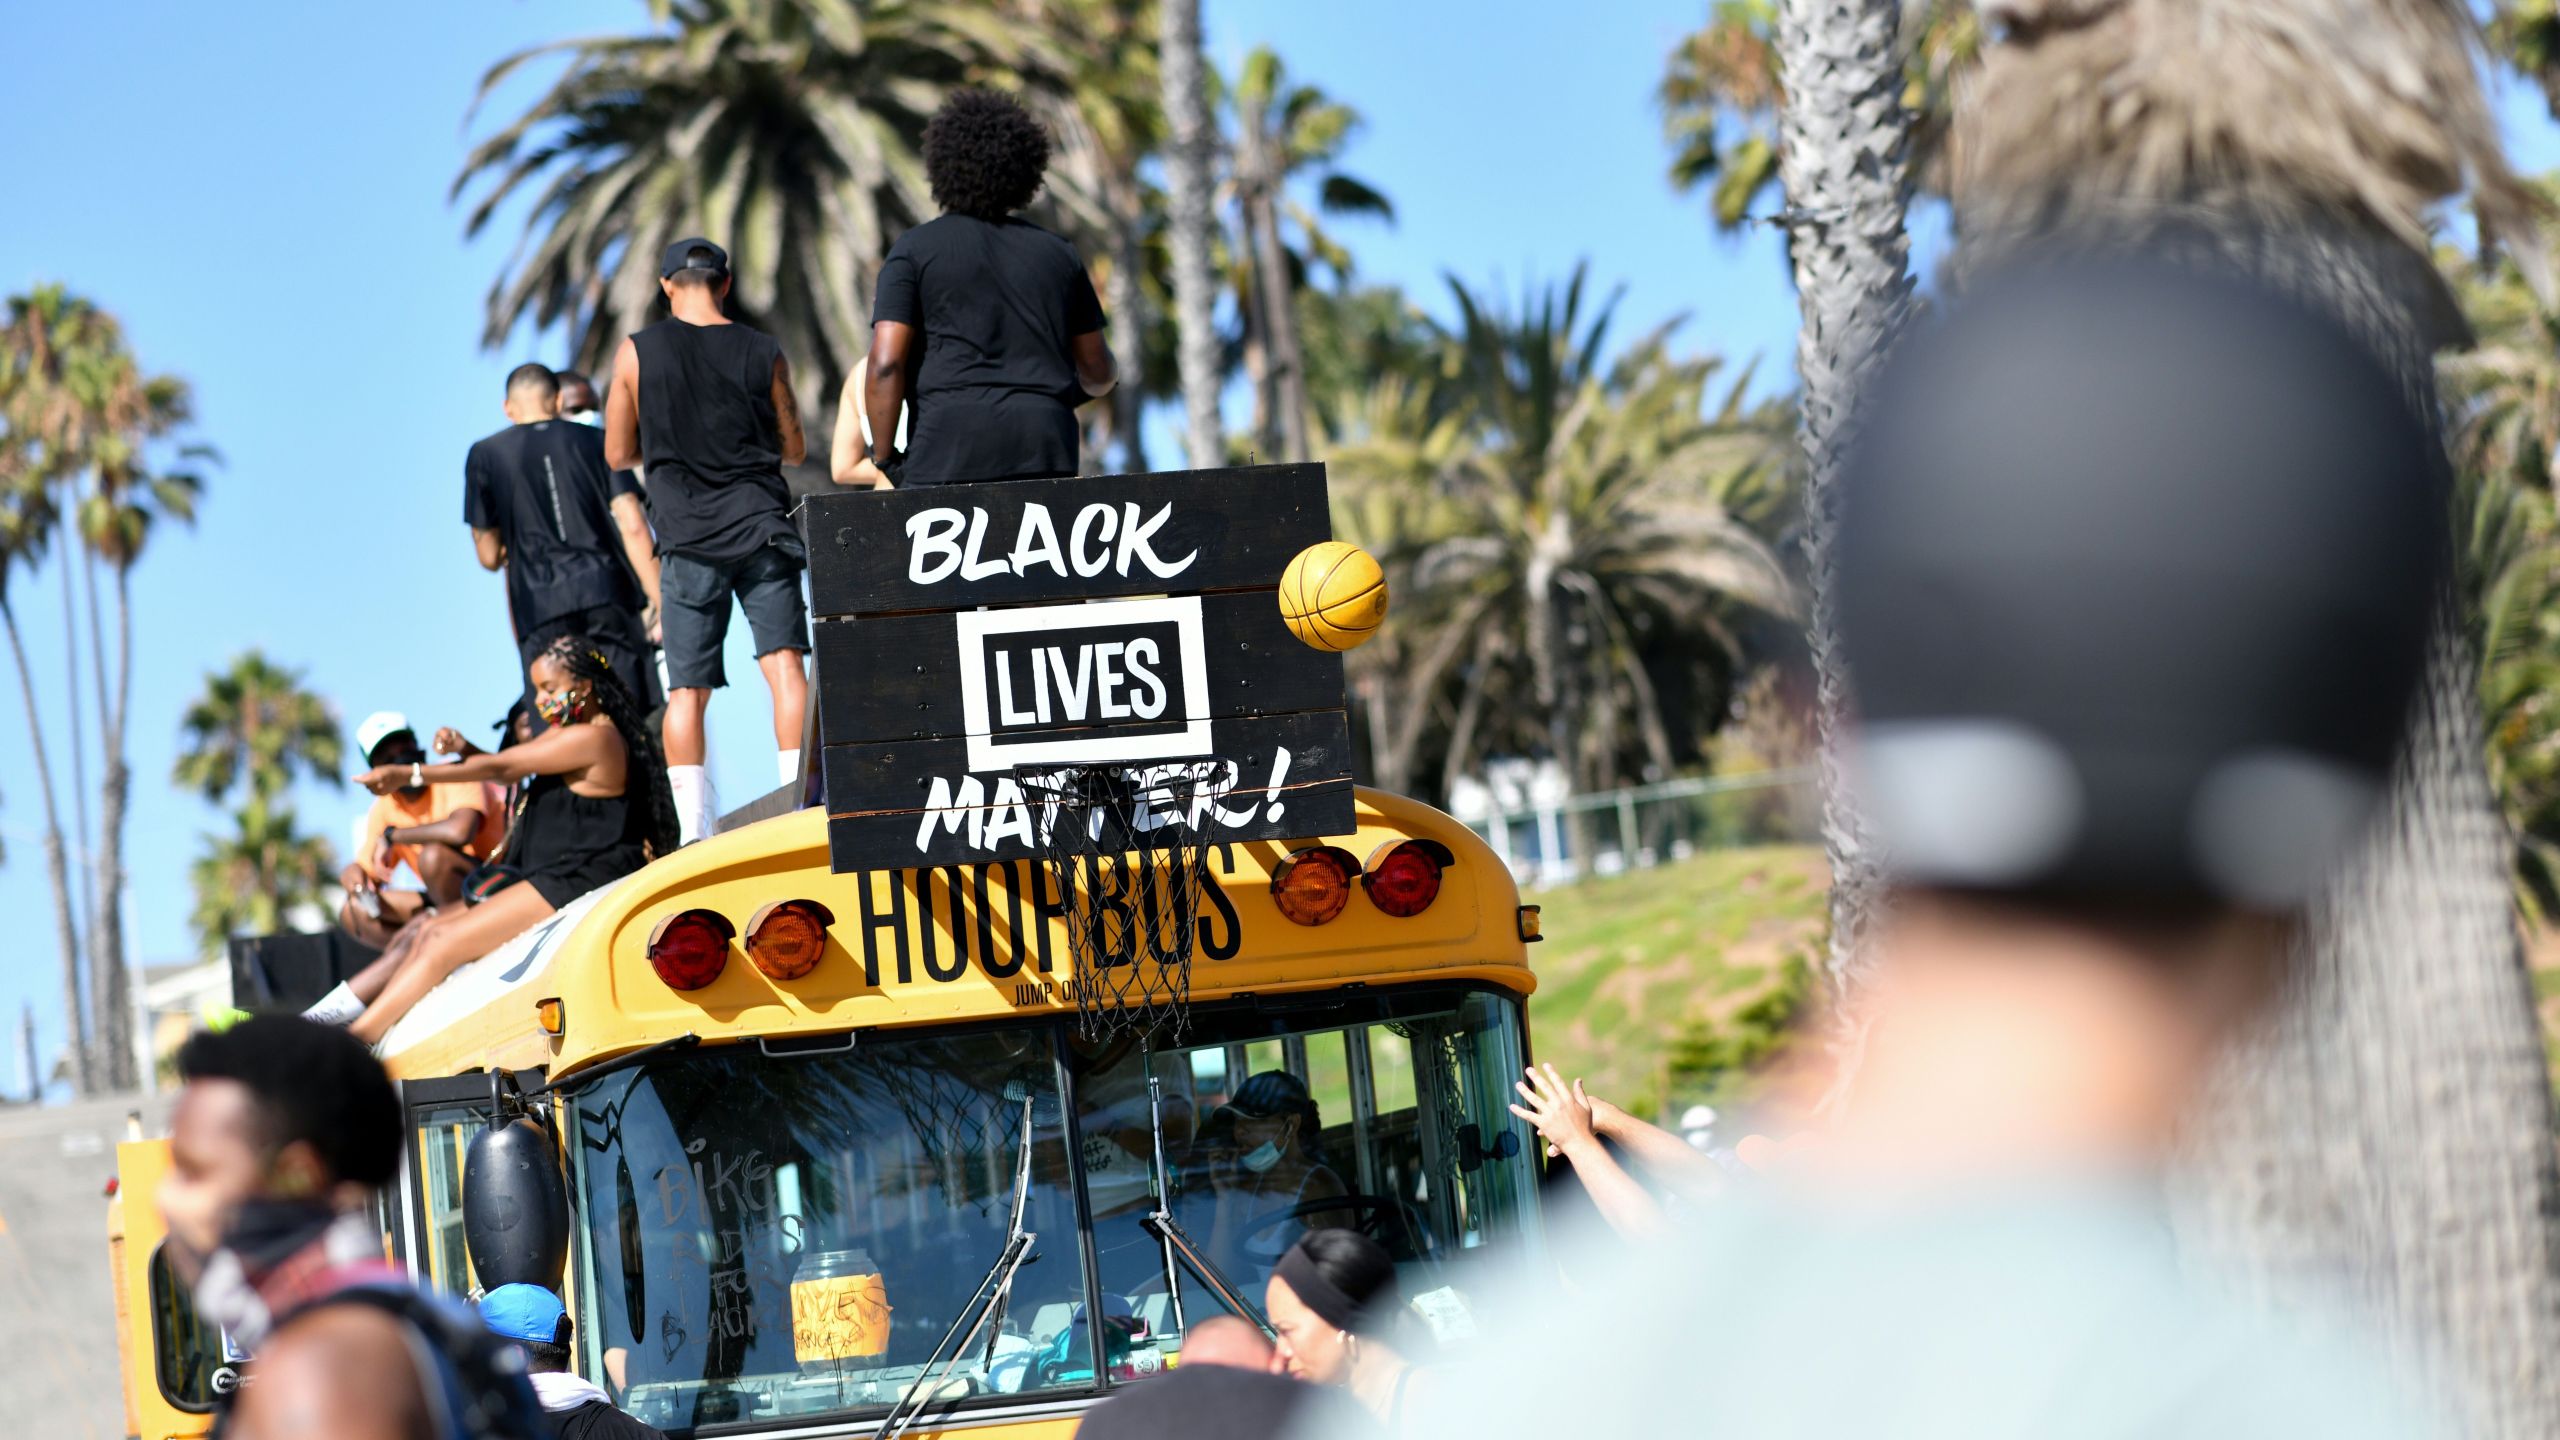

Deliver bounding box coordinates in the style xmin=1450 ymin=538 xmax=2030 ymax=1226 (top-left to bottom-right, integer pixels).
xmin=113 ymin=464 xmax=1550 ymax=1439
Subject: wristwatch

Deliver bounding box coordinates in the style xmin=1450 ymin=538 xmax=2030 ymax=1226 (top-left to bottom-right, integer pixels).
xmin=411 ymin=762 xmax=425 ymax=789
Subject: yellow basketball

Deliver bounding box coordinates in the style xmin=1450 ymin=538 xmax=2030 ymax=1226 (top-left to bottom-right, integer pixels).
xmin=1279 ymin=541 xmax=1389 ymax=652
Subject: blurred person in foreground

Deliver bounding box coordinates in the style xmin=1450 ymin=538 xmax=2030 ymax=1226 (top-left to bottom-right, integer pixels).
xmin=161 ymin=1016 xmax=545 ymax=1439
xmin=1428 ymin=257 xmax=2454 ymax=1439
xmin=479 ymin=1283 xmax=666 ymax=1439
xmin=1077 ymin=1349 xmax=1376 ymax=1440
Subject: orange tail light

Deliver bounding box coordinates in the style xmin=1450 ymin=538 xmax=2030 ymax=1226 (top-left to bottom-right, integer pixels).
xmin=745 ymin=899 xmax=836 ymax=981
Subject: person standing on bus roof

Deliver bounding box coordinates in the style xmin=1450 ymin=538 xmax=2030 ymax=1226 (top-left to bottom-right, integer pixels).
xmin=555 ymin=369 xmax=602 ymax=426
xmin=861 ymin=89 xmax=1116 ymax=488
xmin=467 ymin=362 xmax=663 ymax=719
xmin=161 ymin=1016 xmax=548 ymax=1440
xmin=478 ymin=1284 xmax=667 ymax=1440
xmin=603 ymin=237 xmax=811 ymax=842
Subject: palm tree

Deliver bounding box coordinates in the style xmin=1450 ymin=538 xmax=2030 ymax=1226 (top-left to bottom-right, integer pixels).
xmin=4 ymin=285 xmax=208 ymax=1094
xmin=1327 ymin=269 xmax=1797 ymax=824
xmin=175 ymin=651 xmax=344 ymax=810
xmin=1043 ymin=0 xmax=1163 ymax=472
xmin=1661 ymin=2 xmax=1976 ymax=231
xmin=455 ymin=0 xmax=1076 ymax=445
xmin=1226 ymin=46 xmax=1393 ymax=463
xmin=1157 ymin=0 xmax=1225 ymax=466
xmin=0 ymin=459 xmax=87 ymax=1093
xmin=1767 ymin=0 xmax=1917 ymax=992
xmin=1954 ymin=4 xmax=2560 ymax=1430
xmin=188 ymin=807 xmax=336 ymax=961
xmin=74 ymin=350 xmax=203 ymax=1092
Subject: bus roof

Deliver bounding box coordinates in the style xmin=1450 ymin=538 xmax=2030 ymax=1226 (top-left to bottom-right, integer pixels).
xmin=378 ymin=787 xmax=1534 ymax=1085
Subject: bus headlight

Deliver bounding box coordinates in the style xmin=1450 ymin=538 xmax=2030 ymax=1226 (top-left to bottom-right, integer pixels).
xmin=1271 ymin=846 xmax=1359 ymax=926
xmin=745 ymin=899 xmax=836 ymax=981
xmin=647 ymin=909 xmax=735 ymax=991
xmin=1363 ymin=840 xmax=1451 ymax=918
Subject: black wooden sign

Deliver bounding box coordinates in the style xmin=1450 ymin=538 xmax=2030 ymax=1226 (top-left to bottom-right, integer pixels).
xmin=801 ymin=463 xmax=1331 ymax=616
xmin=823 ymin=711 xmax=1356 ymax=869
xmin=813 ymin=591 xmax=1343 ymax=747
xmin=801 ymin=465 xmax=1358 ymax=874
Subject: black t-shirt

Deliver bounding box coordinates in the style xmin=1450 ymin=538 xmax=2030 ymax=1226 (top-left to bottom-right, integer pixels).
xmin=555 ymin=1399 xmax=669 ymax=1440
xmin=463 ymin=419 xmax=643 ymax=637
xmin=872 ymin=214 xmax=1106 ymax=484
xmin=631 ymin=318 xmax=797 ymax=566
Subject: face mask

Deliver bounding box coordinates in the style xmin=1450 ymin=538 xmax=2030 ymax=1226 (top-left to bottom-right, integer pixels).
xmin=1239 ymin=1140 xmax=1284 ymax=1174
xmin=536 ymin=688 xmax=589 ymax=725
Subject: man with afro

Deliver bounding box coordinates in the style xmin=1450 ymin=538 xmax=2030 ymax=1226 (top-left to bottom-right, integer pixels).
xmin=861 ymin=88 xmax=1116 ymax=486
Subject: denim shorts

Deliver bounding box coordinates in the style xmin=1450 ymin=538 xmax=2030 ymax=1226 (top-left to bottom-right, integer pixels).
xmin=658 ymin=543 xmax=811 ymax=690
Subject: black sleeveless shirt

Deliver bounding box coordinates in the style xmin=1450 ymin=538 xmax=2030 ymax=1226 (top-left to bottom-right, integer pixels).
xmin=630 ymin=318 xmax=795 ymax=566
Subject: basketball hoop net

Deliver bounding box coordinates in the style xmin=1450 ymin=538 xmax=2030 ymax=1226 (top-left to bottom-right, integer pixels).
xmin=1015 ymin=763 xmax=1222 ymax=1043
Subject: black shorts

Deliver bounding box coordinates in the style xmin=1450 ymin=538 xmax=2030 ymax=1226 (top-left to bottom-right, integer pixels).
xmin=659 ymin=543 xmax=810 ymax=690
xmin=519 ymin=605 xmax=661 ymax=716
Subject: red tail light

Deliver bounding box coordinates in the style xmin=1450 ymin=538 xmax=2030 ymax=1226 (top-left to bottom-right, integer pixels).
xmin=745 ymin=899 xmax=835 ymax=981
xmin=1363 ymin=840 xmax=1450 ymax=918
xmin=648 ymin=909 xmax=735 ymax=991
xmin=1271 ymin=847 xmax=1358 ymax=926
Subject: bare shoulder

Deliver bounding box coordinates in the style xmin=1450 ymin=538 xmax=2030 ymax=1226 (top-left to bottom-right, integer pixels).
xmin=240 ymin=1305 xmax=429 ymax=1439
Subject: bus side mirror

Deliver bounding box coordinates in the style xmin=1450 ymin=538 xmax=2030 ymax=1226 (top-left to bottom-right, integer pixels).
xmin=463 ymin=1115 xmax=569 ymax=1292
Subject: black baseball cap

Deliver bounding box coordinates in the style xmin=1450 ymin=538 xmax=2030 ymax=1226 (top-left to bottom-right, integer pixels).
xmin=1837 ymin=255 xmax=2446 ymax=913
xmin=660 ymin=237 xmax=730 ymax=279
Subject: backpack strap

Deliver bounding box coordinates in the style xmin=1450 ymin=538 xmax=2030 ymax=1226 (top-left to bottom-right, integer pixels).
xmin=294 ymin=1282 xmax=550 ymax=1440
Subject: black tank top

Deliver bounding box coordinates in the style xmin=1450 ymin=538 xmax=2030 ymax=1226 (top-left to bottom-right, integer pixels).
xmin=630 ymin=318 xmax=795 ymax=566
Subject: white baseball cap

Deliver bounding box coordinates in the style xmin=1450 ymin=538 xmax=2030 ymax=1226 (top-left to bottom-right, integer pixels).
xmin=354 ymin=710 xmax=416 ymax=764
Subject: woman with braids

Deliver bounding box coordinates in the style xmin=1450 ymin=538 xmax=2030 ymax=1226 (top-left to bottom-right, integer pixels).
xmin=337 ymin=636 xmax=679 ymax=1044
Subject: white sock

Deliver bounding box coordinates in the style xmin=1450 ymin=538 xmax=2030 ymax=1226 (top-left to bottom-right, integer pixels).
xmin=302 ymin=982 xmax=363 ymax=1026
xmin=777 ymin=748 xmax=802 ymax=787
xmin=670 ymin=764 xmax=719 ymax=845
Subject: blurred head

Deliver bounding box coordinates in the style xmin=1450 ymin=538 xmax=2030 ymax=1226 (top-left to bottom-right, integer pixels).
xmin=924 ymin=89 xmax=1051 ymax=220
xmin=161 ymin=1017 xmax=401 ymax=1282
xmin=659 ymin=238 xmax=732 ymax=307
xmin=1178 ymin=1315 xmax=1276 ymax=1372
xmin=503 ymin=361 xmax=559 ymax=424
xmin=1265 ymin=1230 xmax=1399 ymax=1386
xmin=1221 ymin=1071 xmax=1318 ymax=1172
xmin=554 ymin=370 xmax=598 ymax=417
xmin=1839 ymin=255 xmax=2445 ymax=997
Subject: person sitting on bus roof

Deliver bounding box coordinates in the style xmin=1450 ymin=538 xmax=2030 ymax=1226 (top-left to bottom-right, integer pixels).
xmin=331 ymin=710 xmax=505 ymax=953
xmin=1206 ymin=1071 xmax=1351 ymax=1282
xmin=478 ymin=1283 xmax=668 ymax=1440
xmin=341 ymin=636 xmax=679 ymax=1046
xmin=162 ymin=1016 xmax=549 ymax=1440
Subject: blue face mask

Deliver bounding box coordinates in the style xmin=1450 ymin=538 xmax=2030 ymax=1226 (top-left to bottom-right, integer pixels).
xmin=1239 ymin=1140 xmax=1284 ymax=1174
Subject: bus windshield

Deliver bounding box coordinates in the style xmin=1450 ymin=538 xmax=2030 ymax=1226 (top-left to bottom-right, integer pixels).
xmin=566 ymin=987 xmax=1537 ymax=1433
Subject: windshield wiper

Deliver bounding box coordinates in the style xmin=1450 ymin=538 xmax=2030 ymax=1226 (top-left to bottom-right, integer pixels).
xmin=1141 ymin=1074 xmax=1269 ymax=1334
xmin=875 ymin=1092 xmax=1039 ymax=1440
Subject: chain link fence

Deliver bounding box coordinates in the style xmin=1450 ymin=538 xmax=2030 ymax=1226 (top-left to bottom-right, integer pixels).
xmin=1456 ymin=767 xmax=1821 ymax=890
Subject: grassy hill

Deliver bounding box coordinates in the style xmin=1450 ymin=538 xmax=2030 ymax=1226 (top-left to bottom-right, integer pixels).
xmin=1525 ymin=850 xmax=2560 ymax=1111
xmin=1522 ymin=845 xmax=1829 ymax=1120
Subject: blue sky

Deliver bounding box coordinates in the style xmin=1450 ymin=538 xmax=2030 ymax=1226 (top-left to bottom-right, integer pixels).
xmin=2 ymin=2 xmax=2556 ymax=1094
